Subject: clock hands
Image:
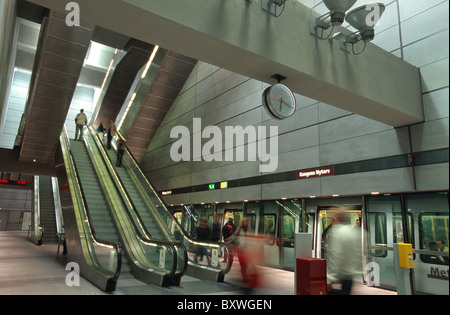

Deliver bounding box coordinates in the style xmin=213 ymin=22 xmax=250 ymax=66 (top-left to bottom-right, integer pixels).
xmin=270 ymin=95 xmax=293 ymax=108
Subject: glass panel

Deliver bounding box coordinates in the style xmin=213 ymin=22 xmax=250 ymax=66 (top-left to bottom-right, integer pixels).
xmin=262 ymin=201 xmax=280 ymax=266
xmin=368 ymin=212 xmax=387 ymax=257
xmin=246 ymin=202 xmax=262 ymax=235
xmin=419 ymin=213 xmax=449 ymax=265
xmin=392 ymin=213 xmax=414 ymax=246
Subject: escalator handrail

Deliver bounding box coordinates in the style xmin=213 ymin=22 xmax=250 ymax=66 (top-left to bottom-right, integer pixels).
xmin=84 ymin=126 xmax=178 ymax=279
xmin=61 ymin=127 xmax=122 ymax=285
xmin=114 ymin=130 xmax=233 ymax=275
xmin=90 ymin=128 xmax=188 ymax=278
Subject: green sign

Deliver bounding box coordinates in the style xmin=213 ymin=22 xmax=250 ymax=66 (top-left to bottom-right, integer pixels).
xmin=208 ymin=183 xmax=215 ymax=190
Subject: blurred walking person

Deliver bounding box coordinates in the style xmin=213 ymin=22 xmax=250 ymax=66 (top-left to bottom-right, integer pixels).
xmin=326 ymin=208 xmax=361 ymax=295
xmin=229 ymin=217 xmax=260 ymax=294
xmin=195 ymin=217 xmax=211 ymax=264
xmin=222 ymin=216 xmax=236 ymax=263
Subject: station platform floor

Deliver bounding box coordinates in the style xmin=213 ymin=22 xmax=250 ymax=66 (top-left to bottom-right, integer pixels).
xmin=0 ymin=231 xmax=396 ymax=295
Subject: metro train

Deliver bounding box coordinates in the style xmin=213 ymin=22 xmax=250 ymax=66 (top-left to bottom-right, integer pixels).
xmin=167 ymin=192 xmax=449 ymax=295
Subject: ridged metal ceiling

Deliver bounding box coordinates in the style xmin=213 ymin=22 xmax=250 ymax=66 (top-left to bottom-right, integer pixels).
xmin=2 ymin=1 xmax=197 ymax=173
xmin=18 ymin=11 xmax=93 ymax=164
xmin=126 ymin=51 xmax=197 ymax=162
xmin=93 ymin=39 xmax=154 ymax=127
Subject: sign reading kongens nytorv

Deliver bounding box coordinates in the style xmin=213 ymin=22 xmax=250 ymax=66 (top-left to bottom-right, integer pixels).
xmin=296 ymin=166 xmax=334 ymax=179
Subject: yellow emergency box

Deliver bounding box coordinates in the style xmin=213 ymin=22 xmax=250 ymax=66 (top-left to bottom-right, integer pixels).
xmin=398 ymin=243 xmax=414 ymax=268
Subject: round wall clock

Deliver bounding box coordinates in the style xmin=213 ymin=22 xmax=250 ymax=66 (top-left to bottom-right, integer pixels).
xmin=262 ymin=83 xmax=296 ymax=119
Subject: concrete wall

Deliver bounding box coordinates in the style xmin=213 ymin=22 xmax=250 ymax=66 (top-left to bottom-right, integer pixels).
xmin=142 ymin=0 xmax=449 ymax=205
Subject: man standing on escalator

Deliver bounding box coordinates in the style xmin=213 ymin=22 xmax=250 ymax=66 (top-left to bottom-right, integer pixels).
xmin=74 ymin=109 xmax=87 ymax=141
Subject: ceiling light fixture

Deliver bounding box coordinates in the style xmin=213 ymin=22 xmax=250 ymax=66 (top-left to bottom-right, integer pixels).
xmin=310 ymin=0 xmax=357 ymax=39
xmin=339 ymin=3 xmax=386 ymax=55
xmin=261 ymin=0 xmax=286 ymax=17
xmin=310 ymin=2 xmax=386 ymax=55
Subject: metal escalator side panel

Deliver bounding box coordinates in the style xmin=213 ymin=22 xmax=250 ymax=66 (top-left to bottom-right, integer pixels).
xmin=91 ymin=126 xmax=188 ymax=284
xmin=111 ymin=130 xmax=232 ymax=281
xmin=82 ymin=126 xmax=176 ymax=287
xmin=58 ymin=128 xmax=121 ymax=292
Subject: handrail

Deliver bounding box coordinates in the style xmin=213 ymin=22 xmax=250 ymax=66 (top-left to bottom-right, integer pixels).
xmin=182 ymin=206 xmax=233 ymax=275
xmin=52 ymin=177 xmax=64 ymax=235
xmin=32 ymin=176 xmax=43 ymax=245
xmin=84 ymin=126 xmax=179 ymax=281
xmin=89 ymin=127 xmax=188 ymax=279
xmin=60 ymin=126 xmax=122 ymax=288
xmin=113 ymin=130 xmax=233 ymax=276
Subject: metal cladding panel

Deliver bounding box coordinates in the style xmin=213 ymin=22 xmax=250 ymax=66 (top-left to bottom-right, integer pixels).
xmin=93 ymin=43 xmax=155 ymax=127
xmin=19 ymin=11 xmax=93 ymax=164
xmin=126 ymin=52 xmax=197 ymax=162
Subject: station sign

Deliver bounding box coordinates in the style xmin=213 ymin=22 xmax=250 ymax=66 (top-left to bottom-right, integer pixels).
xmin=0 ymin=179 xmax=27 ymax=186
xmin=296 ymin=166 xmax=334 ymax=179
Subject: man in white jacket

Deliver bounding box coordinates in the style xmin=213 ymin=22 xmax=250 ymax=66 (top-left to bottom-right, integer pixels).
xmin=327 ymin=208 xmax=361 ymax=295
xmin=74 ymin=109 xmax=87 ymax=140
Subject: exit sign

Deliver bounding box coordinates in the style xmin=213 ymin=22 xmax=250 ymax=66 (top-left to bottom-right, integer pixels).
xmin=208 ymin=183 xmax=216 ymax=190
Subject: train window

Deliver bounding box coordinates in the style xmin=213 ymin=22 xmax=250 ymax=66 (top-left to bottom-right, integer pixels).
xmin=419 ymin=213 xmax=449 ymax=265
xmin=368 ymin=212 xmax=387 ymax=257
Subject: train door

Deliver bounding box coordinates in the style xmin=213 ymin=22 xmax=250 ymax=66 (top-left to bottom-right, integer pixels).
xmin=314 ymin=206 xmax=363 ymax=280
xmin=366 ymin=195 xmax=402 ymax=289
xmin=407 ymin=193 xmax=449 ymax=295
xmin=279 ymin=199 xmax=312 ymax=270
xmin=366 ymin=193 xmax=449 ymax=295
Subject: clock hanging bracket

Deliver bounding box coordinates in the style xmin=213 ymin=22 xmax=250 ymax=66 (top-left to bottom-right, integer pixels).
xmin=271 ymin=74 xmax=287 ymax=83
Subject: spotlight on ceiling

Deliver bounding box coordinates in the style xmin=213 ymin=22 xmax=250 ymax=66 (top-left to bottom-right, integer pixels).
xmin=324 ymin=0 xmax=358 ymax=25
xmin=310 ymin=0 xmax=357 ymax=39
xmin=262 ymin=0 xmax=286 ymax=17
xmin=340 ymin=2 xmax=386 ymax=54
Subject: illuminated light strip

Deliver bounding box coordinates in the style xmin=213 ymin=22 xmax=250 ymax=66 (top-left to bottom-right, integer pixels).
xmin=90 ymin=49 xmax=119 ymax=125
xmin=117 ymin=92 xmax=136 ymax=131
xmin=100 ymin=49 xmax=118 ymax=91
xmin=141 ymin=45 xmax=159 ymax=79
xmin=117 ymin=45 xmax=159 ymax=131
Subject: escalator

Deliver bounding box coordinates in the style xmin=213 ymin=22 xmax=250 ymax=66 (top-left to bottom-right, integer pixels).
xmin=69 ymin=140 xmax=133 ymax=279
xmin=58 ymin=126 xmax=184 ymax=291
xmin=58 ymin=128 xmax=122 ymax=292
xmin=37 ymin=176 xmax=59 ymax=245
xmin=88 ymin=126 xmax=233 ymax=282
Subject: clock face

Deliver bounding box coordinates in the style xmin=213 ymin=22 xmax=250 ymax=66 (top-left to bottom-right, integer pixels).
xmin=263 ymin=83 xmax=296 ymax=119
